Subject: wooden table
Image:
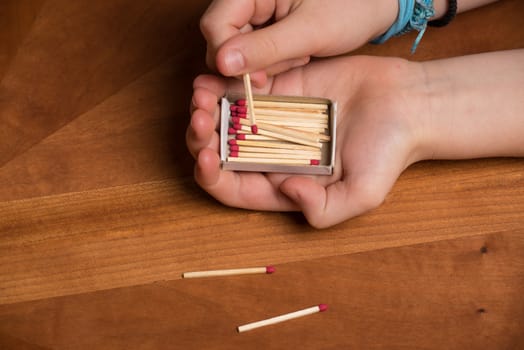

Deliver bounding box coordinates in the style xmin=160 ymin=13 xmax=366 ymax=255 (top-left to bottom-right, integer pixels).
xmin=1 ymin=1 xmax=523 ymax=348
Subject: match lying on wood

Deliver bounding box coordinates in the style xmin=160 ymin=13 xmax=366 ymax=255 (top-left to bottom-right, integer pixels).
xmin=220 ymin=93 xmax=337 ymax=175
xmin=237 ymin=304 xmax=328 ymax=333
xmin=182 ymin=266 xmax=275 ymax=279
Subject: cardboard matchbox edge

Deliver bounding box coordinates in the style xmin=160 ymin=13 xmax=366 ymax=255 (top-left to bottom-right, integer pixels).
xmin=220 ymin=93 xmax=337 ymax=175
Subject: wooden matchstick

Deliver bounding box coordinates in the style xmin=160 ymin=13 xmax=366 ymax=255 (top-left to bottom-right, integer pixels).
xmin=237 ymin=304 xmax=328 ymax=333
xmin=229 ymin=139 xmax=320 ymax=151
xmin=232 ymin=115 xmax=328 ymax=128
xmin=251 ymin=128 xmax=323 ymax=148
xmin=238 ymin=99 xmax=329 ymax=111
xmin=234 ymin=119 xmax=325 ymax=142
xmin=253 ymin=108 xmax=327 ymax=119
xmin=233 ymin=118 xmax=327 ymax=133
xmin=256 ymin=122 xmax=331 ymax=143
xmin=233 ymin=111 xmax=328 ymax=121
xmin=235 ymin=118 xmax=324 ymax=139
xmin=229 ymin=151 xmax=320 ymax=160
xmin=232 ymin=124 xmax=322 ymax=148
xmin=226 ymin=96 xmax=334 ymax=170
xmin=230 ymin=146 xmax=321 ymax=156
xmin=234 ymin=134 xmax=281 ymax=141
xmin=243 ymin=74 xmax=257 ymax=130
xmin=251 ymin=121 xmax=328 ymax=131
xmin=182 ymin=266 xmax=275 ymax=279
xmin=227 ymin=157 xmax=320 ymax=165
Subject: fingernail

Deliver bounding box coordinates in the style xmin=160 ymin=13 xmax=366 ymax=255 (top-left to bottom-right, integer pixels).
xmin=224 ymin=50 xmax=245 ymax=75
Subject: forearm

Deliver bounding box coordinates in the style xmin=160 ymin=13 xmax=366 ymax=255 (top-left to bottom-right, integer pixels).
xmin=419 ymin=49 xmax=524 ymax=159
xmin=372 ymin=0 xmax=500 ymax=44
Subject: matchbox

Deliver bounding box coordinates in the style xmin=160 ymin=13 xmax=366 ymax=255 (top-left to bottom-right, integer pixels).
xmin=220 ymin=93 xmax=337 ymax=175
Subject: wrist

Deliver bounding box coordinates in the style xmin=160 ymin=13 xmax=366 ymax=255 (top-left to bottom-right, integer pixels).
xmin=358 ymin=57 xmax=436 ymax=166
xmin=370 ymin=0 xmax=401 ymax=40
xmin=382 ymin=59 xmax=436 ymax=166
xmin=413 ymin=60 xmax=442 ymax=162
xmin=416 ymin=50 xmax=524 ymax=160
xmin=432 ymin=0 xmax=450 ymax=19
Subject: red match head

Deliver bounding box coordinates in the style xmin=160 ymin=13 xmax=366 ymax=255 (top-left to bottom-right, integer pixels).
xmin=236 ymin=134 xmax=246 ymax=140
xmin=228 ymin=139 xmax=237 ymax=145
xmin=318 ymin=304 xmax=328 ymax=312
xmin=236 ymin=99 xmax=247 ymax=106
xmin=265 ymin=265 xmax=276 ymax=274
xmin=251 ymin=124 xmax=258 ymax=134
xmin=310 ymin=159 xmax=320 ymax=166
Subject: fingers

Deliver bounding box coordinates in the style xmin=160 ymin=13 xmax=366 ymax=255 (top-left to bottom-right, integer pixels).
xmin=193 ymin=74 xmax=228 ymax=97
xmin=186 ymin=108 xmax=219 ymax=159
xmin=187 ymin=72 xmax=273 ymax=161
xmin=189 ymin=70 xmax=300 ymax=212
xmin=187 ymin=75 xmax=227 ymax=159
xmin=201 ymin=0 xmax=276 ymax=71
xmin=279 ymin=176 xmax=387 ymax=229
xmin=263 ymin=56 xmax=311 ymax=77
xmin=195 ymin=148 xmax=298 ymax=211
xmin=215 ymin=14 xmax=321 ymax=76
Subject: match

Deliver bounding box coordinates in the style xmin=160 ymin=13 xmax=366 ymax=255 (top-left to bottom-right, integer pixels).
xmin=222 ymin=94 xmax=335 ymax=173
xmin=228 ymin=139 xmax=320 ymax=151
xmin=182 ymin=265 xmax=275 ymax=279
xmin=229 ymin=152 xmax=320 ymax=162
xmin=234 ymin=134 xmax=281 ymax=141
xmin=237 ymin=98 xmax=329 ymax=112
xmin=253 ymin=108 xmax=328 ymax=119
xmin=231 ymin=124 xmax=322 ymax=148
xmin=227 ymin=157 xmax=320 ymax=165
xmin=237 ymin=304 xmax=328 ymax=333
xmin=229 ymin=151 xmax=320 ymax=160
xmin=243 ymin=73 xmax=257 ymax=132
xmin=229 ymin=146 xmax=322 ymax=157
xmin=235 ymin=118 xmax=328 ymax=143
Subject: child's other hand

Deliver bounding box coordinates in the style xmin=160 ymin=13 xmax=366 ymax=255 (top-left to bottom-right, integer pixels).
xmin=200 ymin=0 xmax=397 ymax=85
xmin=187 ymin=55 xmax=428 ymax=228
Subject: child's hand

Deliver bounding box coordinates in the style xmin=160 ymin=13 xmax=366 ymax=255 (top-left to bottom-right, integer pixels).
xmin=200 ymin=0 xmax=398 ymax=84
xmin=187 ymin=55 xmax=428 ymax=228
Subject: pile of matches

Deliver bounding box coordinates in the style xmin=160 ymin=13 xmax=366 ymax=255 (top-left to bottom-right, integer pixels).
xmin=227 ymin=98 xmax=332 ymax=166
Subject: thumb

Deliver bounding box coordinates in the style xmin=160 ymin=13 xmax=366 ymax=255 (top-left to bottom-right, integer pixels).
xmin=280 ymin=176 xmax=385 ymax=229
xmin=216 ymin=16 xmax=320 ymax=76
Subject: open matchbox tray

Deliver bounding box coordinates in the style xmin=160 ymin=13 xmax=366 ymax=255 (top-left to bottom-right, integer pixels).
xmin=220 ymin=93 xmax=337 ymax=175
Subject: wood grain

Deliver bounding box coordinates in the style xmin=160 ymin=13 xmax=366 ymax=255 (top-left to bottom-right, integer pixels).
xmin=0 ymin=0 xmax=523 ymax=349
xmin=0 ymin=55 xmax=198 ymax=202
xmin=0 ymin=0 xmax=45 ymax=80
xmin=0 ymin=0 xmax=208 ymax=167
xmin=1 ymin=158 xmax=523 ymax=305
xmin=1 ymin=233 xmax=522 ymax=349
